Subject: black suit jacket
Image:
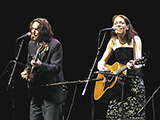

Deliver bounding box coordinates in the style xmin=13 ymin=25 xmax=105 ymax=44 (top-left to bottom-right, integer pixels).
xmin=26 ymin=38 xmax=64 ymax=104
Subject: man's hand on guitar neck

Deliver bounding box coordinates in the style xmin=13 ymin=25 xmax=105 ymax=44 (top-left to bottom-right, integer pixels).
xmin=31 ymin=59 xmax=42 ymax=67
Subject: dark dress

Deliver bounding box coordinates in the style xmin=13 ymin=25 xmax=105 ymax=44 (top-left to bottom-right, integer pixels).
xmin=106 ymin=47 xmax=146 ymax=119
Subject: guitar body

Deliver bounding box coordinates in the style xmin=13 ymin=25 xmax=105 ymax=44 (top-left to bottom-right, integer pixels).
xmin=94 ymin=62 xmax=125 ymax=103
xmin=27 ymin=43 xmax=49 ymax=89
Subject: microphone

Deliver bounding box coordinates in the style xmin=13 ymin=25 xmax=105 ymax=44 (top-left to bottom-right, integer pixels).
xmin=100 ymin=26 xmax=117 ymax=31
xmin=16 ymin=32 xmax=31 ymax=40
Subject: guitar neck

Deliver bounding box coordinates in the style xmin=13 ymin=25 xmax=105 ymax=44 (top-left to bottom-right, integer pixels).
xmin=114 ymin=65 xmax=128 ymax=75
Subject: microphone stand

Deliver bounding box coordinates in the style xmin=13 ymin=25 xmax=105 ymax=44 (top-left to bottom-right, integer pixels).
xmin=82 ymin=31 xmax=107 ymax=120
xmin=6 ymin=38 xmax=25 ymax=120
xmin=138 ymin=85 xmax=160 ymax=120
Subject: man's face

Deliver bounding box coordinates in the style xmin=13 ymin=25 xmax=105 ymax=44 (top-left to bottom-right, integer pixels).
xmin=30 ymin=22 xmax=40 ymax=41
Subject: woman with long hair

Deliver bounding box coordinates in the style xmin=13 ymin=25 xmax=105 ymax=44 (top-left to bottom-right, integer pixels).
xmin=97 ymin=14 xmax=146 ymax=119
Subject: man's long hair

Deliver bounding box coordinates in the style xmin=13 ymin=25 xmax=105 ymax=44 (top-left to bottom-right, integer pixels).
xmin=111 ymin=15 xmax=138 ymax=44
xmin=30 ymin=18 xmax=54 ymax=42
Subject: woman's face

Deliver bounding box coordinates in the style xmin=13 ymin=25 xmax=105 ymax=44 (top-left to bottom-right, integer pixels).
xmin=113 ymin=16 xmax=128 ymax=35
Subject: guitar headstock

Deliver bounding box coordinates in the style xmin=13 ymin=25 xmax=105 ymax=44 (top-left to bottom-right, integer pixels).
xmin=135 ymin=52 xmax=150 ymax=66
xmin=38 ymin=42 xmax=49 ymax=53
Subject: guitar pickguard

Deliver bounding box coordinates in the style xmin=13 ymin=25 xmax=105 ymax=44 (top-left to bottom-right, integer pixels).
xmin=103 ymin=75 xmax=116 ymax=90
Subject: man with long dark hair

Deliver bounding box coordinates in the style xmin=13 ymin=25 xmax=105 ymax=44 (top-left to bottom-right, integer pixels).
xmin=21 ymin=18 xmax=64 ymax=120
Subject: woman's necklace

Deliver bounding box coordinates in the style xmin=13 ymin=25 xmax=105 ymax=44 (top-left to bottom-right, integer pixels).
xmin=119 ymin=39 xmax=127 ymax=45
xmin=118 ymin=36 xmax=127 ymax=45
xmin=118 ymin=33 xmax=127 ymax=45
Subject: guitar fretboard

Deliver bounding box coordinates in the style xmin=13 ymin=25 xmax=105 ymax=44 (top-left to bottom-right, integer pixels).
xmin=113 ymin=65 xmax=128 ymax=75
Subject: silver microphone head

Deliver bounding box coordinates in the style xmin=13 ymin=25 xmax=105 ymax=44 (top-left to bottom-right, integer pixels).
xmin=27 ymin=32 xmax=31 ymax=36
xmin=112 ymin=26 xmax=117 ymax=30
xmin=112 ymin=26 xmax=121 ymax=31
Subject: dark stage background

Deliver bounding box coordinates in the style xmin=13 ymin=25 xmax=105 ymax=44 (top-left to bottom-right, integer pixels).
xmin=0 ymin=1 xmax=159 ymax=120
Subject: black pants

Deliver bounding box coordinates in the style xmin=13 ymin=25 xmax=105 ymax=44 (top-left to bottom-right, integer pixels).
xmin=30 ymin=98 xmax=62 ymax=120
